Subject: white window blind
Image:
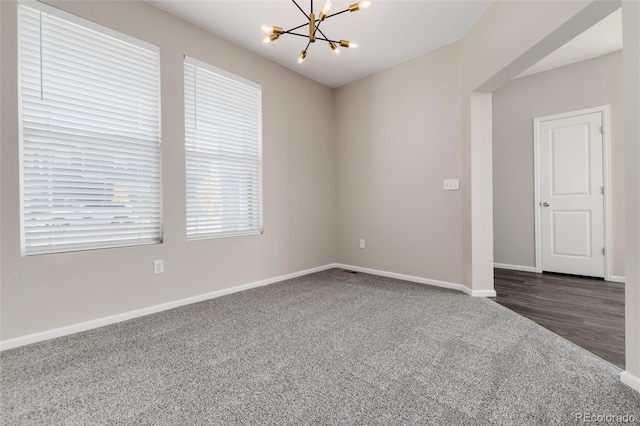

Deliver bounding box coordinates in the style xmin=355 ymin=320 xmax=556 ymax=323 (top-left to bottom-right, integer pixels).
xmin=184 ymin=57 xmax=262 ymax=240
xmin=18 ymin=4 xmax=162 ymax=255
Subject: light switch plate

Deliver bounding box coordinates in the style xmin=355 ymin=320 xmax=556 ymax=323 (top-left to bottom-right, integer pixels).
xmin=443 ymin=179 xmax=460 ymax=191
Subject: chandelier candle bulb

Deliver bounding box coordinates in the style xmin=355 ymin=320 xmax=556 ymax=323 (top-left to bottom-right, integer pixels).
xmin=349 ymin=1 xmax=371 ymax=12
xmin=263 ymin=34 xmax=279 ymax=44
xmin=319 ymin=0 xmax=332 ymax=20
xmin=340 ymin=40 xmax=358 ymax=48
xmin=329 ymin=42 xmax=340 ymax=54
xmin=261 ymin=26 xmax=283 ymax=35
xmin=298 ymin=50 xmax=307 ymax=63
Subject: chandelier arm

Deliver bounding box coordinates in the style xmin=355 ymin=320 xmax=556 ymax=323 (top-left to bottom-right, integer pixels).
xmin=312 ymin=15 xmax=323 ymax=37
xmin=326 ymin=9 xmax=350 ymax=19
xmin=287 ymin=32 xmax=340 ymax=44
xmin=287 ymin=32 xmax=312 ymax=39
xmin=314 ymin=26 xmax=332 ymax=44
xmin=315 ymin=35 xmax=339 ymax=43
xmin=285 ymin=22 xmax=311 ymax=33
xmin=291 ymin=0 xmax=309 ymax=20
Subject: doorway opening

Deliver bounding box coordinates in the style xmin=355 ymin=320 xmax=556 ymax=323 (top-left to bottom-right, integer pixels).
xmin=488 ymin=5 xmax=626 ymax=369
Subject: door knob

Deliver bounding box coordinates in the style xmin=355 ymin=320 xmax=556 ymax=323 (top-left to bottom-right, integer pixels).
xmin=541 ymin=202 xmax=550 ymax=207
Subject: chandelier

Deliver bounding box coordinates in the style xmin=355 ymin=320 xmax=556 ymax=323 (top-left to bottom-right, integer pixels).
xmin=262 ymin=1 xmax=372 ymax=64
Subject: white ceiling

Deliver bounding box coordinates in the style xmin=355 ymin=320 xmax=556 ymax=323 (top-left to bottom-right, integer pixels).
xmin=517 ymin=8 xmax=622 ymax=79
xmin=148 ymin=0 xmax=491 ymax=88
xmin=148 ymin=1 xmax=623 ymax=87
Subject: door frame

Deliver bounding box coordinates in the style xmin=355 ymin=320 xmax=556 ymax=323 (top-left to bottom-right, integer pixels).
xmin=533 ymin=105 xmax=612 ymax=280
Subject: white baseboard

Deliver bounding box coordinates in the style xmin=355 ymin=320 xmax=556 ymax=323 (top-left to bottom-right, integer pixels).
xmin=335 ymin=263 xmax=496 ymax=298
xmin=0 ymin=263 xmax=337 ymax=352
xmin=494 ymin=263 xmax=537 ymax=273
xmin=462 ymin=288 xmax=498 ymax=297
xmin=1 ymin=262 xmax=498 ymax=351
xmin=493 ymin=264 xmax=626 ymax=284
xmin=621 ymin=371 xmax=640 ymax=393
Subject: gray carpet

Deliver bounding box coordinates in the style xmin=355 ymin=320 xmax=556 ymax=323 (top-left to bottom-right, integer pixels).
xmin=2 ymin=269 xmax=640 ymax=425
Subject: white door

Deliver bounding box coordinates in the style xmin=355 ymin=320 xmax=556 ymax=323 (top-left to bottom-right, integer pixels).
xmin=539 ymin=112 xmax=605 ymax=278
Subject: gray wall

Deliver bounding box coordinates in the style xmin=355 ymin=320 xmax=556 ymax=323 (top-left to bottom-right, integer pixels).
xmin=335 ymin=43 xmax=463 ymax=284
xmin=0 ymin=0 xmax=336 ymax=340
xmin=492 ymin=51 xmax=625 ymax=277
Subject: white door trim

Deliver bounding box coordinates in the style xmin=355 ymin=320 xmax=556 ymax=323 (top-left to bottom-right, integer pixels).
xmin=533 ymin=105 xmax=612 ymax=280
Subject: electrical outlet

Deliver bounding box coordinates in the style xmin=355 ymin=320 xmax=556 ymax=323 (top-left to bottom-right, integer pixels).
xmin=360 ymin=239 xmax=365 ymax=249
xmin=153 ymin=260 xmax=164 ymax=275
xmin=443 ymin=178 xmax=460 ymax=191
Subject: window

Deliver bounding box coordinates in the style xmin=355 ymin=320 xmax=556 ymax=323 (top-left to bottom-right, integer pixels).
xmin=18 ymin=4 xmax=162 ymax=255
xmin=184 ymin=57 xmax=262 ymax=240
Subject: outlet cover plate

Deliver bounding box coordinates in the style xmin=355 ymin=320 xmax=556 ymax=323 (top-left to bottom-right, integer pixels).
xmin=443 ymin=178 xmax=460 ymax=191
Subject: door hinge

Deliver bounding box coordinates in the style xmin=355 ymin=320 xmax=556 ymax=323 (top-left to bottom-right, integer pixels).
xmin=602 ymin=247 xmax=605 ymax=255
xmin=600 ymin=125 xmax=604 ymax=134
xmin=602 ymin=186 xmax=605 ymax=195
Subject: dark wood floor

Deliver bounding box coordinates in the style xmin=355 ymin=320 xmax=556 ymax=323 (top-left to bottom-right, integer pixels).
xmin=492 ymin=268 xmax=625 ymax=369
